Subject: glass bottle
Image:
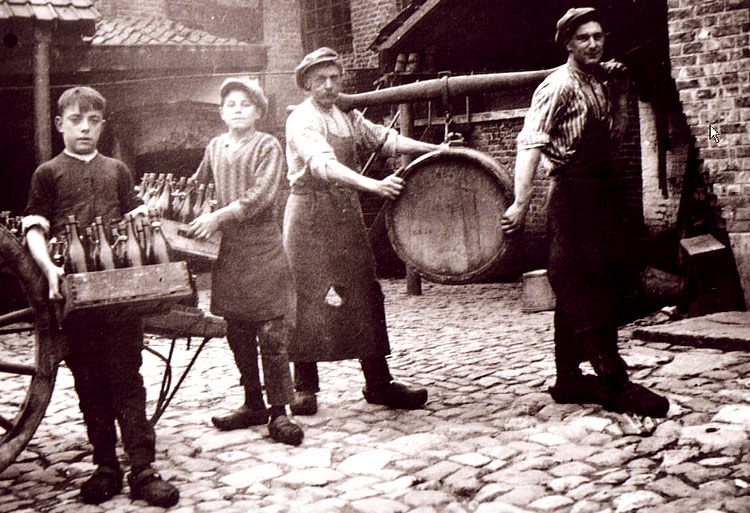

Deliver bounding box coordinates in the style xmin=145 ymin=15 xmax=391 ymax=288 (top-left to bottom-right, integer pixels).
xmin=64 ymin=215 xmax=88 ymax=274
xmin=147 ymin=173 xmax=165 ymax=213
xmin=201 ymin=183 xmax=216 ymax=216
xmin=192 ymin=183 xmax=206 ymax=221
xmin=155 ymin=173 xmax=174 ymax=219
xmin=178 ymin=179 xmax=195 ymax=224
xmin=171 ymin=177 xmax=187 ymax=219
xmin=84 ymin=225 xmax=98 ymax=271
xmin=150 ymin=221 xmax=171 ymax=264
xmin=122 ymin=214 xmax=145 ymax=267
xmin=95 ymin=216 xmax=117 ymax=270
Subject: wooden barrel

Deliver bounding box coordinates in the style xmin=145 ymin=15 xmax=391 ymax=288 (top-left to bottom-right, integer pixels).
xmin=386 ymin=147 xmax=513 ymax=284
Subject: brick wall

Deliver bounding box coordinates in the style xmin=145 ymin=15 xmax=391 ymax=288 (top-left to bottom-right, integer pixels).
xmin=94 ymin=0 xmax=167 ymax=18
xmin=667 ymin=0 xmax=750 ymax=233
xmin=262 ymin=0 xmax=305 ymax=143
xmin=667 ymin=0 xmax=750 ymax=306
xmin=344 ymin=0 xmax=400 ymax=69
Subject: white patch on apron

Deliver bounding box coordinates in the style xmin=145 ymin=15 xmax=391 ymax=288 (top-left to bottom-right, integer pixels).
xmin=325 ymin=286 xmax=343 ymax=307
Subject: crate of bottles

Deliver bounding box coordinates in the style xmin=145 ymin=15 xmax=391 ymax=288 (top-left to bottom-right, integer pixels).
xmin=53 ymin=212 xmax=195 ymax=324
xmin=159 ymin=219 xmax=221 ymax=263
xmin=137 ymin=173 xmax=221 ymax=264
xmin=59 ymin=261 xmax=195 ymax=324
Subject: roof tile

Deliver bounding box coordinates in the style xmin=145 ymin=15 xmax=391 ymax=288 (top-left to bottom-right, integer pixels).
xmin=89 ymin=16 xmax=248 ymax=47
xmin=0 ymin=0 xmax=97 ymax=21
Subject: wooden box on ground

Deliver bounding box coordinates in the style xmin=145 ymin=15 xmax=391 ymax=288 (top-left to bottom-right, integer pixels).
xmin=59 ymin=261 xmax=194 ymax=324
xmin=160 ymin=219 xmax=220 ymax=264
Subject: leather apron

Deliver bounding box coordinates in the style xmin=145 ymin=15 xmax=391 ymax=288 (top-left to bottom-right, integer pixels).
xmin=284 ymin=123 xmax=390 ymax=362
xmin=546 ymin=116 xmax=627 ymax=334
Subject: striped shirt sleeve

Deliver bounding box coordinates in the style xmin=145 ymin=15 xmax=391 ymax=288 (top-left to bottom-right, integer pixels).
xmin=517 ymin=78 xmax=568 ymax=150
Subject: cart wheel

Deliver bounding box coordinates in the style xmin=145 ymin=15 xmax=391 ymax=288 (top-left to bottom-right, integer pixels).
xmin=0 ymin=226 xmax=60 ymax=474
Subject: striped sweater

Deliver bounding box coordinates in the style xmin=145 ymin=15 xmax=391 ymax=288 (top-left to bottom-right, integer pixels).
xmin=191 ymin=131 xmax=284 ymax=226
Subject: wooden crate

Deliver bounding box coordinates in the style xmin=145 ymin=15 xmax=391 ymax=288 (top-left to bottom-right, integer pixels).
xmin=59 ymin=261 xmax=194 ymax=324
xmin=160 ymin=219 xmax=220 ymax=264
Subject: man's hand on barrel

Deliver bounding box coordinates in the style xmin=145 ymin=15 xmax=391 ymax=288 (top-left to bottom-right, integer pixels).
xmin=372 ymin=173 xmax=404 ymax=200
xmin=501 ymin=200 xmax=528 ymax=235
xmin=186 ymin=212 xmax=221 ymax=240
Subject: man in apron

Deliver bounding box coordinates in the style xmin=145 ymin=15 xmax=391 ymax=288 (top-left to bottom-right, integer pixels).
xmin=501 ymin=8 xmax=669 ymax=418
xmin=284 ymin=47 xmax=440 ymax=415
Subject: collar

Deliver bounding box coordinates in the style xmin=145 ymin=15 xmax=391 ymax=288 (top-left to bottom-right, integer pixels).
xmin=64 ymin=149 xmax=98 ymax=163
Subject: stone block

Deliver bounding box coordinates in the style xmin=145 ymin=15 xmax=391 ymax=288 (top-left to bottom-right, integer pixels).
xmin=729 ymin=232 xmax=750 ymax=308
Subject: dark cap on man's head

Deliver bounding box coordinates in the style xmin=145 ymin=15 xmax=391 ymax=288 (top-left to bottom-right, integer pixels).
xmin=554 ymin=7 xmax=602 ymax=47
xmin=294 ymin=47 xmax=343 ymax=89
xmin=220 ymin=77 xmax=268 ymax=117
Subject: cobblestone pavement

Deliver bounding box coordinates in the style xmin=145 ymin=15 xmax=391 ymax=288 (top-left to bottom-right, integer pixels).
xmin=2 ymin=279 xmax=750 ymax=513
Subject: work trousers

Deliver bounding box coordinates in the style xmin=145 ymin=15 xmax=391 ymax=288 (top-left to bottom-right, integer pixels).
xmin=64 ymin=318 xmax=155 ymax=470
xmin=293 ymin=357 xmax=393 ymax=394
xmin=225 ymin=317 xmax=294 ymax=407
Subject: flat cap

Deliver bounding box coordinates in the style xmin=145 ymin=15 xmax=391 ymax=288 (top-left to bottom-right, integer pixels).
xmin=295 ymin=47 xmax=343 ymax=89
xmin=220 ymin=77 xmax=268 ymax=117
xmin=554 ymin=7 xmax=602 ymax=47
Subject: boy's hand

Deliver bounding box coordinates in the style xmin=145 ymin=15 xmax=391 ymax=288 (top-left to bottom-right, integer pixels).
xmin=187 ymin=212 xmax=220 ymax=240
xmin=44 ymin=263 xmax=65 ymax=301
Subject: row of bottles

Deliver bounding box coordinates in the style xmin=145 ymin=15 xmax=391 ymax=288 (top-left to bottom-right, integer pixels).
xmin=0 ymin=211 xmax=22 ymax=240
xmin=53 ymin=213 xmax=171 ymax=274
xmin=136 ymin=173 xmax=216 ymax=223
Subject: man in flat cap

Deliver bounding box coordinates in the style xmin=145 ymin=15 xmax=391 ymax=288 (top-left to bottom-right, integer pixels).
xmin=284 ymin=47 xmax=440 ymax=415
xmin=502 ymin=8 xmax=670 ymax=418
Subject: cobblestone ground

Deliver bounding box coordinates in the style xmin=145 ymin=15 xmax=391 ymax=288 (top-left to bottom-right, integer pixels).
xmin=2 ymin=279 xmax=750 ymax=513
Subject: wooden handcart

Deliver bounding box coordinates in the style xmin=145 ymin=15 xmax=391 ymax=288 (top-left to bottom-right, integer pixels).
xmin=0 ymin=224 xmax=225 ymax=474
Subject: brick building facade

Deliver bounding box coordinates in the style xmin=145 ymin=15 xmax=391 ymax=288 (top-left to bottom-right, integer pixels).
xmin=666 ymin=0 xmax=750 ymax=306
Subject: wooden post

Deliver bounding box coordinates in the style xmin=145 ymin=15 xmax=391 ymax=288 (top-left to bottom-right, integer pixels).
xmin=33 ymin=25 xmax=52 ymax=164
xmin=398 ymin=101 xmax=422 ymax=296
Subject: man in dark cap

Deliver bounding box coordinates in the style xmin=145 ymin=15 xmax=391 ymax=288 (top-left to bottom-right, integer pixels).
xmin=284 ymin=47 xmax=440 ymax=415
xmin=502 ymin=8 xmax=670 ymax=418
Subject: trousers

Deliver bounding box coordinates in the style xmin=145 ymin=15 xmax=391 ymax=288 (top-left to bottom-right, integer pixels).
xmin=64 ymin=318 xmax=154 ymax=469
xmin=225 ymin=317 xmax=294 ymax=406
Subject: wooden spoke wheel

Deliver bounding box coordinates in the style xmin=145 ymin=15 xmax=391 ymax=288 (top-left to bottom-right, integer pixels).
xmin=0 ymin=226 xmax=60 ymax=474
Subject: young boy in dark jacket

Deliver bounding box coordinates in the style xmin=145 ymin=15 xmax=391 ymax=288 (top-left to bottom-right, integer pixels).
xmin=23 ymin=86 xmax=180 ymax=507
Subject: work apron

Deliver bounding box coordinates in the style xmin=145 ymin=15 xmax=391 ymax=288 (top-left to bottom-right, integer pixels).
xmin=546 ymin=118 xmax=627 ymax=334
xmin=284 ymin=129 xmax=390 ymax=362
xmin=211 ymin=215 xmax=294 ymax=323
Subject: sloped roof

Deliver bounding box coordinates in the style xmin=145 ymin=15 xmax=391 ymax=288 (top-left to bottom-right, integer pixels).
xmin=90 ymin=16 xmax=248 ymax=47
xmin=0 ymin=0 xmax=98 ymax=22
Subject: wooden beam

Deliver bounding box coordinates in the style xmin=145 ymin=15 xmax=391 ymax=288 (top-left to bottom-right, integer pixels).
xmin=33 ymin=25 xmax=52 ymax=164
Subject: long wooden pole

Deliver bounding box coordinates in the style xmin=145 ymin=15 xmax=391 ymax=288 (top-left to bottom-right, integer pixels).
xmin=33 ymin=25 xmax=52 ymax=164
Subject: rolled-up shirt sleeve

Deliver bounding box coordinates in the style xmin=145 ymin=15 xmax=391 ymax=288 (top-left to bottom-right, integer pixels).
xmin=350 ymin=110 xmax=398 ymax=156
xmin=517 ymin=80 xmax=566 ymax=150
xmin=287 ymin=114 xmax=339 ymax=182
xmin=23 ymin=167 xmax=54 ymax=236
